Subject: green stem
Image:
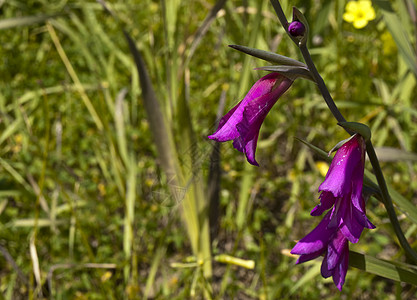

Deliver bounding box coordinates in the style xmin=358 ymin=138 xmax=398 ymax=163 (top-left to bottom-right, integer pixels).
xmin=269 ymin=1 xmax=346 ymax=123
xmin=269 ymin=0 xmax=417 ymax=263
xmin=269 ymin=0 xmax=296 ymax=44
xmin=298 ymin=45 xmax=346 ymax=123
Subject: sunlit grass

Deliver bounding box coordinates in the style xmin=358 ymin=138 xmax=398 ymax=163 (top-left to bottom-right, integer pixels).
xmin=0 ymin=0 xmax=416 ymax=299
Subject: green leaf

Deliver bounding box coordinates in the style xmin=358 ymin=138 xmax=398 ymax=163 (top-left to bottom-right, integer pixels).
xmin=349 ymin=251 xmax=417 ymax=286
xmin=229 ymin=44 xmax=307 ymax=67
xmin=294 ymin=137 xmax=331 ymax=162
xmin=123 ymin=30 xmax=181 ymax=185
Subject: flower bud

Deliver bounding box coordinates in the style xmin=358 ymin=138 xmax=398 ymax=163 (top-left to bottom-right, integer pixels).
xmin=288 ymin=21 xmax=306 ymax=37
xmin=290 ymin=7 xmax=309 ymax=46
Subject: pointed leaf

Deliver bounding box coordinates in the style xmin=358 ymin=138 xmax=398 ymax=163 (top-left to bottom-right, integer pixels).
xmin=349 ymin=251 xmax=417 ymax=285
xmin=123 ymin=30 xmax=180 ymax=183
xmin=0 ymin=14 xmax=58 ymax=30
xmin=229 ymin=44 xmax=306 ymax=66
xmin=294 ymin=137 xmax=331 ymax=162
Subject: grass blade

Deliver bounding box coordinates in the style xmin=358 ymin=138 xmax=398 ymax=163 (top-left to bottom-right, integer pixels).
xmin=377 ymin=3 xmax=417 ymax=76
xmin=349 ymin=251 xmax=417 ymax=285
xmin=46 ymin=22 xmax=104 ymax=131
xmin=123 ymin=31 xmax=180 ymax=185
xmin=123 ymin=30 xmax=205 ymax=273
xmin=123 ymin=156 xmax=137 ymax=283
xmin=0 ymin=14 xmax=57 ymax=30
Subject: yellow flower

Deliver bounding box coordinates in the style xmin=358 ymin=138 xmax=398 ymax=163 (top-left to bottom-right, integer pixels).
xmin=343 ymin=0 xmax=376 ymax=29
xmin=381 ymin=31 xmax=397 ymax=55
xmin=315 ymin=161 xmax=329 ymax=177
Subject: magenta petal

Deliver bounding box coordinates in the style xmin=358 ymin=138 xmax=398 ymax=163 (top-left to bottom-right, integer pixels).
xmin=208 ymin=99 xmax=243 ymax=141
xmin=233 ymin=134 xmax=260 ymax=166
xmin=339 ymin=201 xmax=364 ymax=243
xmin=321 ymin=236 xmax=349 ymax=290
xmin=243 ymin=134 xmax=260 ymax=166
xmin=238 ymin=77 xmax=293 ymax=142
xmin=352 ymin=201 xmax=375 ymax=229
xmin=296 ymin=250 xmax=323 ymax=264
xmin=311 ymin=191 xmax=335 ymax=216
xmin=235 ymin=76 xmax=293 ymax=165
xmin=350 ymin=156 xmax=366 ymax=213
xmin=321 ymin=257 xmax=332 ymax=278
xmin=295 ymin=134 xmax=372 ymax=291
xmin=319 ymin=135 xmax=364 ymax=197
xmin=208 ymin=72 xmax=280 ymax=142
xmin=291 ymin=212 xmax=334 ymax=255
xmin=233 ymin=93 xmax=276 ymax=165
xmin=208 ymin=72 xmax=294 ymax=165
xmin=326 ymin=231 xmax=348 ymax=270
xmin=232 ymin=136 xmax=244 ymax=152
xmin=244 ymin=72 xmax=284 ymax=102
xmin=332 ymin=244 xmax=349 ymax=291
xmin=327 ymin=204 xmax=341 ymax=230
xmin=237 ymin=93 xmax=276 ymax=137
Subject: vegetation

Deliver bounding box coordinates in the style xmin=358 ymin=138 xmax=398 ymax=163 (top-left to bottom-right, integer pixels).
xmin=0 ymin=0 xmax=416 ymax=298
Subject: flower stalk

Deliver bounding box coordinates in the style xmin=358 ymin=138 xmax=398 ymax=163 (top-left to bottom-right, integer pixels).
xmin=269 ymin=0 xmax=417 ymax=264
xmin=270 ymin=0 xmax=346 ymax=123
xmin=298 ymin=44 xmax=347 ymax=124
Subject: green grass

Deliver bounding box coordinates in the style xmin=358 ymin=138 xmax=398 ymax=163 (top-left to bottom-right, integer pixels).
xmin=0 ymin=0 xmax=416 ymax=299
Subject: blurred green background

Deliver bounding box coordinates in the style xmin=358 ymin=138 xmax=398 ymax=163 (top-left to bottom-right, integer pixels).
xmin=0 ymin=0 xmax=416 ymax=299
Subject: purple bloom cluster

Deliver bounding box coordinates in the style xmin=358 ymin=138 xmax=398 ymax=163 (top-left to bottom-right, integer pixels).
xmin=291 ymin=134 xmax=374 ymax=290
xmin=209 ymin=70 xmax=374 ymax=290
xmin=208 ymin=72 xmax=293 ymax=166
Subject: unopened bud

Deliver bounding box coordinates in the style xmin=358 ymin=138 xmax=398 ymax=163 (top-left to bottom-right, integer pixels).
xmin=288 ymin=21 xmax=306 ymax=37
xmin=291 ymin=7 xmax=309 ymax=46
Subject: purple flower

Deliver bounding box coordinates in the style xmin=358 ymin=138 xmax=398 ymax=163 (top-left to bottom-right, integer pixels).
xmin=208 ymin=72 xmax=293 ymax=166
xmin=291 ymin=134 xmax=375 ymax=290
xmin=288 ymin=21 xmax=306 ymax=37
